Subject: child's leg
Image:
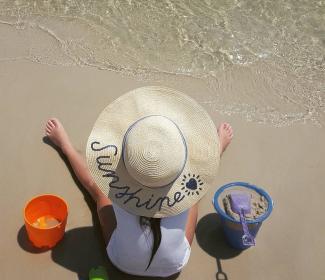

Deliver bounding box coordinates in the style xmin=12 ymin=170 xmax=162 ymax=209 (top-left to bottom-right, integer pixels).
xmin=185 ymin=123 xmax=233 ymax=245
xmin=45 ymin=118 xmax=116 ymax=246
xmin=185 ymin=204 xmax=198 ymax=245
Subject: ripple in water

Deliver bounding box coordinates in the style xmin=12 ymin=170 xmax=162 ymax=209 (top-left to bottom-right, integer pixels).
xmin=0 ymin=0 xmax=324 ymax=126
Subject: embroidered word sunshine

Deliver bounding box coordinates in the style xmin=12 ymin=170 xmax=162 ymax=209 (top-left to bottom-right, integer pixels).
xmin=91 ymin=141 xmax=185 ymax=211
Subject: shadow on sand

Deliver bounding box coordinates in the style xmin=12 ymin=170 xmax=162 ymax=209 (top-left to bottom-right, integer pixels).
xmin=17 ymin=137 xmax=180 ymax=280
xmin=196 ymin=213 xmax=242 ymax=280
xmin=17 ymin=225 xmax=180 ymax=280
xmin=17 ymin=225 xmax=104 ymax=278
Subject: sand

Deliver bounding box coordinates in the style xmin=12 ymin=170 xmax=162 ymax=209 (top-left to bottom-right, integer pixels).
xmin=1 ymin=59 xmax=325 ymax=280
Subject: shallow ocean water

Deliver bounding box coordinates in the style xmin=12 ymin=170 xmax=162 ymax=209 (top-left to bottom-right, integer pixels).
xmin=0 ymin=0 xmax=324 ymax=126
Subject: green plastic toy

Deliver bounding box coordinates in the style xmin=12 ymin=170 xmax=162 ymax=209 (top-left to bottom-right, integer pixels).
xmin=89 ymin=266 xmax=109 ymax=280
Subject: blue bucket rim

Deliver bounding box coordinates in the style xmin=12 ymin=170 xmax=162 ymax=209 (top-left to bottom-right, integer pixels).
xmin=213 ymin=182 xmax=274 ymax=224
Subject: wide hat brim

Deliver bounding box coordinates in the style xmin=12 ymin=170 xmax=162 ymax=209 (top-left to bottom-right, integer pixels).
xmin=86 ymin=86 xmax=220 ymax=218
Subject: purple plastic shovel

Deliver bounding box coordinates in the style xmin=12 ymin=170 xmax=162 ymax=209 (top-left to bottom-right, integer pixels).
xmin=230 ymin=192 xmax=255 ymax=246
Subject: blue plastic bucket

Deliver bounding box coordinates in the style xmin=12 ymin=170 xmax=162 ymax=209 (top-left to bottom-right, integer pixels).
xmin=213 ymin=182 xmax=273 ymax=250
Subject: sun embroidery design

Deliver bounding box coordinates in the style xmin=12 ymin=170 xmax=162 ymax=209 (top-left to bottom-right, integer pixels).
xmin=181 ymin=174 xmax=203 ymax=196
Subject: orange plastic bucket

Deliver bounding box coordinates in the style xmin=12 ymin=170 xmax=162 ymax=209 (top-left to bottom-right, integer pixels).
xmin=24 ymin=194 xmax=68 ymax=248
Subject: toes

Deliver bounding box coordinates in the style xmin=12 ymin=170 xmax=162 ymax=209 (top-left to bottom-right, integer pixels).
xmin=218 ymin=122 xmax=234 ymax=139
xmin=46 ymin=119 xmax=56 ymax=131
xmin=224 ymin=123 xmax=232 ymax=133
xmin=228 ymin=127 xmax=234 ymax=138
xmin=45 ymin=118 xmax=61 ymax=136
xmin=46 ymin=117 xmax=60 ymax=131
xmin=224 ymin=123 xmax=233 ymax=138
xmin=46 ymin=123 xmax=53 ymax=131
xmin=219 ymin=123 xmax=228 ymax=130
xmin=50 ymin=118 xmax=59 ymax=127
xmin=47 ymin=122 xmax=54 ymax=130
xmin=48 ymin=120 xmax=55 ymax=128
xmin=223 ymin=123 xmax=230 ymax=129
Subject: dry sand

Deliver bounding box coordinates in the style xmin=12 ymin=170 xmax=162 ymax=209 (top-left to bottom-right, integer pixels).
xmin=1 ymin=60 xmax=325 ymax=280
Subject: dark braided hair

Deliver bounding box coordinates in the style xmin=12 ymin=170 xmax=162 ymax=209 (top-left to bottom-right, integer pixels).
xmin=139 ymin=216 xmax=162 ymax=270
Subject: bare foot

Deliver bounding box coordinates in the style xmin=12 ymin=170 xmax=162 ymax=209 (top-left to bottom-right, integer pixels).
xmin=218 ymin=122 xmax=233 ymax=155
xmin=45 ymin=118 xmax=72 ymax=153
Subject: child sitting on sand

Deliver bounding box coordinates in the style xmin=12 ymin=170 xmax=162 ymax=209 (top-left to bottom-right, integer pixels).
xmin=45 ymin=87 xmax=233 ymax=277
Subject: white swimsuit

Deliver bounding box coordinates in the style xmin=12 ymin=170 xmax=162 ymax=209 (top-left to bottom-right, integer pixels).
xmin=107 ymin=204 xmax=191 ymax=277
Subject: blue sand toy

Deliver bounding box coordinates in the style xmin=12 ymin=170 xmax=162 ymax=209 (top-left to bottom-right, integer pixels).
xmin=230 ymin=192 xmax=255 ymax=246
xmin=213 ymin=182 xmax=274 ymax=250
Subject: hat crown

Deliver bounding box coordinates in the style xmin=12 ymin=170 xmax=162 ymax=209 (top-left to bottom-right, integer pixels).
xmin=123 ymin=115 xmax=187 ymax=188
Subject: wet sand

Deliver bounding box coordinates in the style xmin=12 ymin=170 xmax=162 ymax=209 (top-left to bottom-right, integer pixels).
xmin=0 ymin=60 xmax=324 ymax=280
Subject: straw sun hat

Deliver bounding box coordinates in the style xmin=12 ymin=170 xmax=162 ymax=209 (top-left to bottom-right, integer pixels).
xmin=86 ymin=86 xmax=220 ymax=218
